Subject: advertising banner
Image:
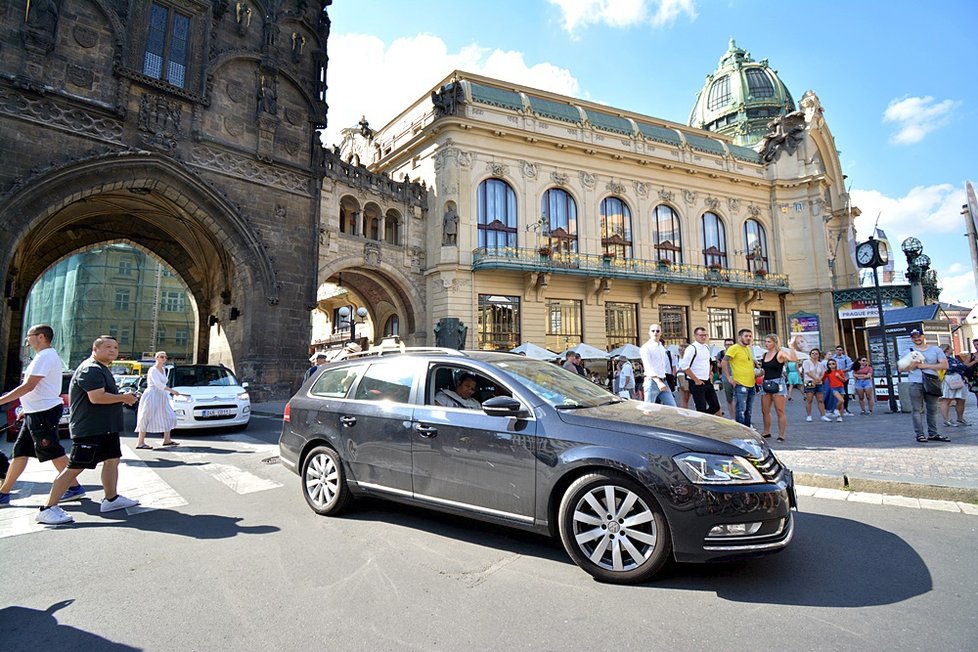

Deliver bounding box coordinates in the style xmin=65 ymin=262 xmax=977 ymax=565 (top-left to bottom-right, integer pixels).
xmin=788 ymin=311 xmax=820 ymax=352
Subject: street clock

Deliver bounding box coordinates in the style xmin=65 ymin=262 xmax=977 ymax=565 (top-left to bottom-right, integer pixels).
xmin=856 ymin=238 xmax=888 ymax=268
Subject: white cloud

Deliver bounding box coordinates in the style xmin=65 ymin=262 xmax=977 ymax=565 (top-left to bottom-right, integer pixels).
xmin=323 ymin=33 xmax=580 ymax=146
xmin=882 ymin=96 xmax=959 ymax=145
xmin=851 ymin=183 xmax=965 ymax=242
xmin=938 ymin=269 xmax=978 ymax=308
xmin=549 ymin=0 xmax=696 ymax=34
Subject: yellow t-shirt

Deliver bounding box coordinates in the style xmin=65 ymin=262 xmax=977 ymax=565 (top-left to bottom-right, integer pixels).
xmin=725 ymin=344 xmax=756 ymax=388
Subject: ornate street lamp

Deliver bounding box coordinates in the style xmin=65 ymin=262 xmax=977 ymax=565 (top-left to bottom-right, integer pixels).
xmin=337 ymin=305 xmax=368 ymax=344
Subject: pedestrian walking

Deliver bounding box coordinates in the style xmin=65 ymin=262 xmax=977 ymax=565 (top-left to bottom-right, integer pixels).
xmin=305 ymin=352 xmax=328 ymax=380
xmin=721 ymin=329 xmax=758 ymax=427
xmin=784 ymin=358 xmax=803 ymax=401
xmin=758 ymin=334 xmax=800 ymax=442
xmin=903 ymin=329 xmax=948 ymax=443
xmin=615 ymin=355 xmax=636 ymax=399
xmin=830 ymin=345 xmax=855 ymax=415
xmin=939 ymin=344 xmax=970 ymax=427
xmin=801 ymin=348 xmax=830 ymax=422
xmin=0 ymin=324 xmax=84 ymax=506
xmin=824 ymin=359 xmax=847 ymax=422
xmin=963 ymin=338 xmax=978 ymax=408
xmin=681 ymin=327 xmax=721 ymax=415
xmin=640 ymin=324 xmax=677 ymax=406
xmin=35 ymin=335 xmax=139 ymax=525
xmin=853 ymin=356 xmax=875 ymax=414
xmin=135 ymin=351 xmax=184 ymax=449
xmin=715 ymin=337 xmax=735 ymax=418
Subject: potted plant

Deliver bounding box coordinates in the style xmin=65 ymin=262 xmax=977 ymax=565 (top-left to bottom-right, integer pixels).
xmin=707 ymin=262 xmax=723 ymax=271
xmin=657 ymin=257 xmax=672 ymax=269
xmin=755 ymin=268 xmax=768 ymax=278
xmin=538 ymin=246 xmax=553 ymax=257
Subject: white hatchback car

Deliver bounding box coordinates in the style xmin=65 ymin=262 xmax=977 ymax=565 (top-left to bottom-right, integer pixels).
xmin=168 ymin=364 xmax=251 ymax=431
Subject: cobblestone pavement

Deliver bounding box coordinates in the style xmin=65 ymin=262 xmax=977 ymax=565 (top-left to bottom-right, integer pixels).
xmin=255 ymin=393 xmax=978 ymax=493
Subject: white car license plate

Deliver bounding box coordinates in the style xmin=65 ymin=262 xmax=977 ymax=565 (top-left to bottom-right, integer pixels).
xmin=201 ymin=408 xmax=235 ymax=417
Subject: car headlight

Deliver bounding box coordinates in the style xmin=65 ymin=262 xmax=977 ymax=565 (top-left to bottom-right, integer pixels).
xmin=236 ymin=392 xmax=249 ymax=401
xmin=674 ymin=452 xmax=764 ymax=485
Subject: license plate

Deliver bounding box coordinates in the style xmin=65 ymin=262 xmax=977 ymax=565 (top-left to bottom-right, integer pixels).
xmin=201 ymin=408 xmax=235 ymax=417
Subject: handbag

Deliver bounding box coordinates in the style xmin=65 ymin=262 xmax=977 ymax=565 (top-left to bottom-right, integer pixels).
xmin=946 ymin=374 xmax=965 ymax=391
xmin=922 ymin=373 xmax=943 ymax=397
xmin=762 ymin=379 xmax=780 ymax=394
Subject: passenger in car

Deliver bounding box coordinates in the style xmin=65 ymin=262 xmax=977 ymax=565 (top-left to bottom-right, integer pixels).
xmin=434 ymin=372 xmax=482 ymax=409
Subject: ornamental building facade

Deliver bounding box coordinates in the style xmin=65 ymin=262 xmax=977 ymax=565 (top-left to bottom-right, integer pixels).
xmin=324 ymin=41 xmax=859 ymax=355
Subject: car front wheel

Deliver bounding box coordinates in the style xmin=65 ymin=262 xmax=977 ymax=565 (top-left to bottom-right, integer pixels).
xmin=558 ymin=471 xmax=671 ymax=584
xmin=301 ymin=445 xmax=351 ymax=515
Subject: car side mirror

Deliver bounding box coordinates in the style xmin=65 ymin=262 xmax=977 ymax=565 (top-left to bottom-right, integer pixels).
xmin=242 ymin=382 xmax=249 ymax=389
xmin=482 ymin=396 xmax=528 ymax=418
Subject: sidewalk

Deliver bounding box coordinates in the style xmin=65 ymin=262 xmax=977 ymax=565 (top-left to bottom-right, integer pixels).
xmin=251 ymin=395 xmax=978 ymax=500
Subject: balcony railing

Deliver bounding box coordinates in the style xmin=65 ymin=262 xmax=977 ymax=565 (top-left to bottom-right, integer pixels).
xmin=472 ymin=247 xmax=790 ymax=292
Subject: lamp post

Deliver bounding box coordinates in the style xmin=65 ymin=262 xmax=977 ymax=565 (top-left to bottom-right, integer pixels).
xmin=337 ymin=305 xmax=368 ymax=344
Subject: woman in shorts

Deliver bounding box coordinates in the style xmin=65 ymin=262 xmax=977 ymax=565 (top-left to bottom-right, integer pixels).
xmin=824 ymin=359 xmax=847 ymax=422
xmin=801 ymin=348 xmax=829 ymax=422
xmin=853 ymin=356 xmax=875 ymax=414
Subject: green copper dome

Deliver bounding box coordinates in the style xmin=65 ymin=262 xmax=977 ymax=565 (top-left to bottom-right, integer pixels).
xmin=688 ymin=39 xmax=795 ymax=147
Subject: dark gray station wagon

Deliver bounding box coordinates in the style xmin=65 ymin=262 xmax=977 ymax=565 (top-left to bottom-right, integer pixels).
xmin=279 ymin=348 xmax=795 ymax=583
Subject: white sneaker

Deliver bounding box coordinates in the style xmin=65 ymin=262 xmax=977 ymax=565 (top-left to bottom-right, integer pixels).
xmin=806 ymin=416 xmax=812 ymax=422
xmin=943 ymin=421 xmax=957 ymax=427
xmin=35 ymin=505 xmax=73 ymax=525
xmin=821 ymin=415 xmax=833 ymax=422
xmin=100 ymin=495 xmax=140 ymax=513
xmin=836 ymin=416 xmax=843 ymax=422
xmin=845 ymin=411 xmax=855 ymax=416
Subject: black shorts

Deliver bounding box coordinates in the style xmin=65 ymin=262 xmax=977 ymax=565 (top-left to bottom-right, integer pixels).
xmin=11 ymin=404 xmax=66 ymax=463
xmin=67 ymin=434 xmax=122 ymax=470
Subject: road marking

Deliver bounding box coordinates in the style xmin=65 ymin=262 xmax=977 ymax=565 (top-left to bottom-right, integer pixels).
xmin=177 ymin=440 xmax=283 ymax=495
xmin=798 ymin=484 xmax=978 ymax=515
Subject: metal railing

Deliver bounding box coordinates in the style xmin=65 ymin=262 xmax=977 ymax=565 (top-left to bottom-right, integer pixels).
xmin=471 ymin=247 xmax=790 ymax=291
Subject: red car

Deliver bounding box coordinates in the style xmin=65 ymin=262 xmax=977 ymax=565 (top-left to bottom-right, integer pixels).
xmin=2 ymin=372 xmax=72 ymax=442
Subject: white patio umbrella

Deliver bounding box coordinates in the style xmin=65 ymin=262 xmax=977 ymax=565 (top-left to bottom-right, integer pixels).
xmin=608 ymin=343 xmax=642 ymax=359
xmin=563 ymin=343 xmax=610 ymax=360
xmin=510 ymin=342 xmax=559 ymax=360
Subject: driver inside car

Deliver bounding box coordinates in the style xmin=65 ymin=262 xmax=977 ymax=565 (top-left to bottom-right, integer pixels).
xmin=434 ymin=372 xmax=482 ymax=409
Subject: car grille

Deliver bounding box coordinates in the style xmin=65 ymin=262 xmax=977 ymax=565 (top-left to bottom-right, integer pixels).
xmin=751 ymin=451 xmax=783 ymax=483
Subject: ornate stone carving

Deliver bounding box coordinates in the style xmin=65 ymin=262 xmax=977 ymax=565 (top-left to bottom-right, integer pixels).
xmin=704 ymin=196 xmax=720 ymax=211
xmin=282 ymin=136 xmax=301 ymax=156
xmin=682 ymin=189 xmax=696 ymax=205
xmin=431 ymin=82 xmax=464 ymax=117
xmin=224 ymin=117 xmax=244 ymax=137
xmin=284 ymin=107 xmax=303 ymax=126
xmin=747 ymin=204 xmax=762 ymax=218
xmin=274 ymin=205 xmax=287 ymax=221
xmin=226 ymin=81 xmax=246 ymax=103
xmin=257 ymin=74 xmax=278 ymax=115
xmin=66 ymin=64 xmax=94 ymax=89
xmin=606 ymin=181 xmax=625 ymax=195
xmin=635 ymin=182 xmax=648 ymax=198
xmin=658 ymin=189 xmax=675 ymax=202
xmin=0 ymin=90 xmax=123 ymax=144
xmin=727 ymin=197 xmax=741 ymax=212
xmin=759 ymin=111 xmax=806 ymax=162
xmin=518 ymin=160 xmax=537 ymax=178
xmin=138 ymin=93 xmax=182 ymax=152
xmin=189 ymin=145 xmax=311 ymax=195
xmin=364 ymin=241 xmax=381 ymax=266
xmin=551 ymin=172 xmax=568 ymax=186
xmin=72 ymin=25 xmax=97 ymax=48
xmin=580 ymin=171 xmax=595 ymax=189
xmin=408 ymin=246 xmax=425 ymax=272
xmin=486 ymin=161 xmax=508 ymax=177
xmin=22 ymin=0 xmax=59 ymax=54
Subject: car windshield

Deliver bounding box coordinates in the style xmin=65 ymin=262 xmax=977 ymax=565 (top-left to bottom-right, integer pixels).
xmin=170 ymin=366 xmax=239 ymax=388
xmin=487 ymin=358 xmax=619 ymax=409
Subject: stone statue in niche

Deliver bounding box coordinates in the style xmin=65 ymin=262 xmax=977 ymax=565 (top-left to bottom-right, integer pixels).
xmin=442 ymin=205 xmax=458 ymax=246
xmin=258 ymin=75 xmax=277 ymax=115
xmin=23 ymin=0 xmax=60 ymax=53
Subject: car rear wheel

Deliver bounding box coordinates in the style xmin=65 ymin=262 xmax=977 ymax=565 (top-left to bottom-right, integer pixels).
xmin=301 ymin=445 xmax=351 ymax=515
xmin=558 ymin=471 xmax=671 ymax=584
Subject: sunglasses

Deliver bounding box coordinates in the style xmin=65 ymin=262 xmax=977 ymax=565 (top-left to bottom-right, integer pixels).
xmin=650 ymin=329 xmax=660 ymax=333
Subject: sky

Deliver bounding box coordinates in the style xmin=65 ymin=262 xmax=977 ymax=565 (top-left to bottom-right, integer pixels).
xmin=323 ymin=0 xmax=978 ymax=307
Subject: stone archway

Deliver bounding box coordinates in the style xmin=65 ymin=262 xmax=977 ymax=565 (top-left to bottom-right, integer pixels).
xmin=0 ymin=152 xmax=292 ymax=397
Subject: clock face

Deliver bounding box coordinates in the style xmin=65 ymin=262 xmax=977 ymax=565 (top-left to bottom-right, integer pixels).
xmin=856 ymin=243 xmax=875 ymax=265
xmin=877 ymin=241 xmax=889 ymax=264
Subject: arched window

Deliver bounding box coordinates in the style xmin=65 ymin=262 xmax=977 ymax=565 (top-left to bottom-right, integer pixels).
xmin=744 ymin=219 xmax=768 ymax=272
xmin=707 ymin=75 xmax=731 ymax=110
xmin=542 ymin=188 xmax=577 ymax=253
xmin=477 ymin=178 xmax=517 ymax=249
xmin=600 ymin=196 xmax=632 ymax=259
xmin=652 ymin=204 xmax=683 ymax=264
xmin=701 ymin=212 xmax=727 ymax=268
xmin=383 ymin=314 xmax=399 ymax=337
xmin=384 ymin=210 xmax=400 ymax=245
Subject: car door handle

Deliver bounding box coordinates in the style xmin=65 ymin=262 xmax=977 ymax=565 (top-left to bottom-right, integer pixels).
xmin=415 ymin=424 xmax=437 ymax=438
xmin=339 ymin=416 xmax=357 ymax=427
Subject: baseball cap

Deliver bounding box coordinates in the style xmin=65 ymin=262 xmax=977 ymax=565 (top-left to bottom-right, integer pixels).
xmin=909 ymin=328 xmax=923 ymax=336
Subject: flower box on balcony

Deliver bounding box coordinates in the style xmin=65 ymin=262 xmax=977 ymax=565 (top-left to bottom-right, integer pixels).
xmin=538 ymin=247 xmax=552 ymax=257
xmin=657 ymin=258 xmax=672 ymax=270
xmin=755 ymin=269 xmax=768 ymax=278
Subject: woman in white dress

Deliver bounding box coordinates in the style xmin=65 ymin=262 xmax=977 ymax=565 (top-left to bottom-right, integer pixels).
xmin=135 ymin=351 xmax=184 ymax=449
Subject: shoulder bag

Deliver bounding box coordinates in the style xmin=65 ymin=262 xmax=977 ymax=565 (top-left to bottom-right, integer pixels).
xmin=762 ymin=379 xmax=780 ymax=394
xmin=922 ymin=373 xmax=943 ymax=397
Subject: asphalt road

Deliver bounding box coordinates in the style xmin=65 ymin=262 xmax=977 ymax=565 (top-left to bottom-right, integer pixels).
xmin=1 ymin=413 xmax=976 ymax=650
